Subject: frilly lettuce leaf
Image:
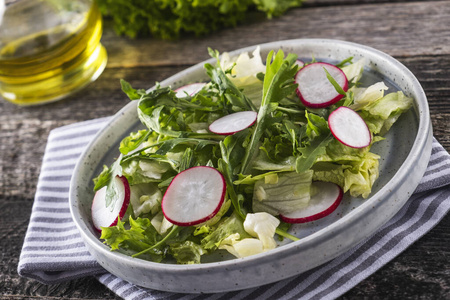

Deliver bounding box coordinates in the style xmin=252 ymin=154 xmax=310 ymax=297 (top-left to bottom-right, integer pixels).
xmin=342 ymin=152 xmax=380 ymax=198
xmin=100 ymin=216 xmax=164 ymax=262
xmin=97 ymin=0 xmax=303 ymax=40
xmin=251 ymin=154 xmax=296 ymax=171
xmin=169 ymin=241 xmax=206 ymax=264
xmin=350 ymin=82 xmax=389 ymax=111
xmin=150 ymin=211 xmax=173 ymax=235
xmin=222 ymin=46 xmax=266 ymax=80
xmin=359 ymin=91 xmax=413 ymax=135
xmin=119 ymin=130 xmax=150 ymax=155
xmin=201 ymin=213 xmax=251 ymax=250
xmin=121 ymin=159 xmax=171 ymax=185
xmin=129 ymin=183 xmax=162 ymax=217
xmin=341 ymin=58 xmax=366 ymax=84
xmin=313 ymin=151 xmax=380 ymax=198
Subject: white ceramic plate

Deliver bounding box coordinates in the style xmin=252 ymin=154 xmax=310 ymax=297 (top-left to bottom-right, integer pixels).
xmin=69 ymin=39 xmax=432 ymax=293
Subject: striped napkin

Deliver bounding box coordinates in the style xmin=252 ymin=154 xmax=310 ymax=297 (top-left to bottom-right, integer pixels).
xmin=18 ymin=118 xmax=450 ymax=300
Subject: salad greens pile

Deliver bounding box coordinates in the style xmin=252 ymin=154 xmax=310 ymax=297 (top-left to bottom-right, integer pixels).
xmin=93 ymin=47 xmax=413 ymax=264
xmin=96 ymin=0 xmax=303 ymax=39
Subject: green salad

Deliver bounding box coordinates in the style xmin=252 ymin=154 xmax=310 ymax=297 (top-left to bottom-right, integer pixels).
xmin=91 ymin=47 xmax=413 ymax=264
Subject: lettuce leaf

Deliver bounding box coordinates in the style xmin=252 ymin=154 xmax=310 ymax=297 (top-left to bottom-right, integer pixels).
xmin=169 ymin=241 xmax=206 ymax=264
xmin=243 ymin=212 xmax=280 ymax=249
xmin=219 ymin=237 xmax=264 ymax=258
xmin=129 ymin=183 xmax=162 ymax=217
xmin=350 ymin=82 xmax=388 ymax=111
xmin=313 ymin=151 xmax=380 ymax=198
xmin=100 ymin=216 xmax=164 ymax=262
xmin=201 ymin=213 xmax=251 ymax=250
xmin=341 ymin=58 xmax=366 ymax=84
xmin=97 ymin=0 xmax=303 ymax=40
xmin=359 ymin=91 xmax=413 ymax=135
xmin=220 ymin=47 xmax=265 ymax=108
xmin=252 ymin=171 xmax=313 ymax=215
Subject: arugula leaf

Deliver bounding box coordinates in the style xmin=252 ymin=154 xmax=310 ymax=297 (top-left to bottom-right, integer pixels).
xmin=120 ymin=79 xmax=146 ymax=100
xmin=137 ymin=85 xmax=225 ymax=139
xmin=296 ymin=133 xmax=334 ymax=173
xmin=294 ymin=111 xmax=334 ymax=173
xmin=204 ymin=61 xmax=256 ymax=112
xmin=93 ymin=157 xmax=123 ymax=208
xmin=240 ymin=50 xmax=299 ymax=174
xmin=100 ymin=216 xmax=164 ymax=261
xmin=323 ymin=67 xmax=346 ymax=96
xmin=154 ymin=138 xmax=219 ymax=156
xmin=216 ymin=129 xmax=250 ymax=218
xmin=119 ymin=130 xmax=150 ymax=155
xmin=305 ymin=111 xmax=328 ymax=138
xmin=335 ymin=56 xmax=354 ymax=68
xmin=201 ymin=213 xmax=251 ymax=250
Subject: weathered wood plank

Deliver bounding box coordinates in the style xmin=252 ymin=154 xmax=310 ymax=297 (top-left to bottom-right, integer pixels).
xmin=342 ymin=215 xmax=450 ymax=299
xmin=101 ymin=1 xmax=450 ymax=68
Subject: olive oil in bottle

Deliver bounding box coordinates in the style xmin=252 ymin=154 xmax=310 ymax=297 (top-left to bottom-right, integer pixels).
xmin=0 ymin=0 xmax=107 ymax=105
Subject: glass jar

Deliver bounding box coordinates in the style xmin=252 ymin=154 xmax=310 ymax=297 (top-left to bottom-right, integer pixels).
xmin=0 ymin=0 xmax=107 ymax=105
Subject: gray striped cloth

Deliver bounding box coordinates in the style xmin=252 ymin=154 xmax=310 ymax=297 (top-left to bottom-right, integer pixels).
xmin=18 ymin=118 xmax=450 ymax=300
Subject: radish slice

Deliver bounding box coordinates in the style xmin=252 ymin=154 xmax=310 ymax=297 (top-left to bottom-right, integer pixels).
xmin=295 ymin=62 xmax=348 ymax=108
xmin=91 ymin=176 xmax=130 ymax=232
xmin=328 ymin=106 xmax=372 ymax=148
xmin=209 ymin=111 xmax=257 ymax=135
xmin=175 ymin=83 xmax=206 ymax=98
xmin=162 ymin=166 xmax=226 ymax=226
xmin=295 ymin=59 xmax=305 ymax=68
xmin=280 ymin=182 xmax=343 ymax=224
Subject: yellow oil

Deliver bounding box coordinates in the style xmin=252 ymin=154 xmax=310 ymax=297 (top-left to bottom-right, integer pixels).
xmin=0 ymin=0 xmax=107 ymax=105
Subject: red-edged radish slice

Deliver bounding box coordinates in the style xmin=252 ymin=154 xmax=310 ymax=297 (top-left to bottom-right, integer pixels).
xmin=295 ymin=62 xmax=348 ymax=108
xmin=280 ymin=182 xmax=343 ymax=224
xmin=294 ymin=59 xmax=305 ymax=68
xmin=328 ymin=106 xmax=372 ymax=148
xmin=175 ymin=83 xmax=206 ymax=98
xmin=91 ymin=176 xmax=130 ymax=232
xmin=209 ymin=111 xmax=257 ymax=135
xmin=162 ymin=166 xmax=226 ymax=226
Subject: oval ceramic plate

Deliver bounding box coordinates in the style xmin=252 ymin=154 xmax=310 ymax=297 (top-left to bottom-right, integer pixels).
xmin=69 ymin=39 xmax=432 ymax=293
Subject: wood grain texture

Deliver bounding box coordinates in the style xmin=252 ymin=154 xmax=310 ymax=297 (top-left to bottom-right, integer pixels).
xmin=1 ymin=0 xmax=449 ymax=299
xmin=101 ymin=1 xmax=450 ymax=68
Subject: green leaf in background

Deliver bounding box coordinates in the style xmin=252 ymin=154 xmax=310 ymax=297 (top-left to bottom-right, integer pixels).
xmin=97 ymin=0 xmax=303 ymax=40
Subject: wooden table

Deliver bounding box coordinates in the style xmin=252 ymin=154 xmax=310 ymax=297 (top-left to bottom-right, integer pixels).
xmin=1 ymin=0 xmax=449 ymax=299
